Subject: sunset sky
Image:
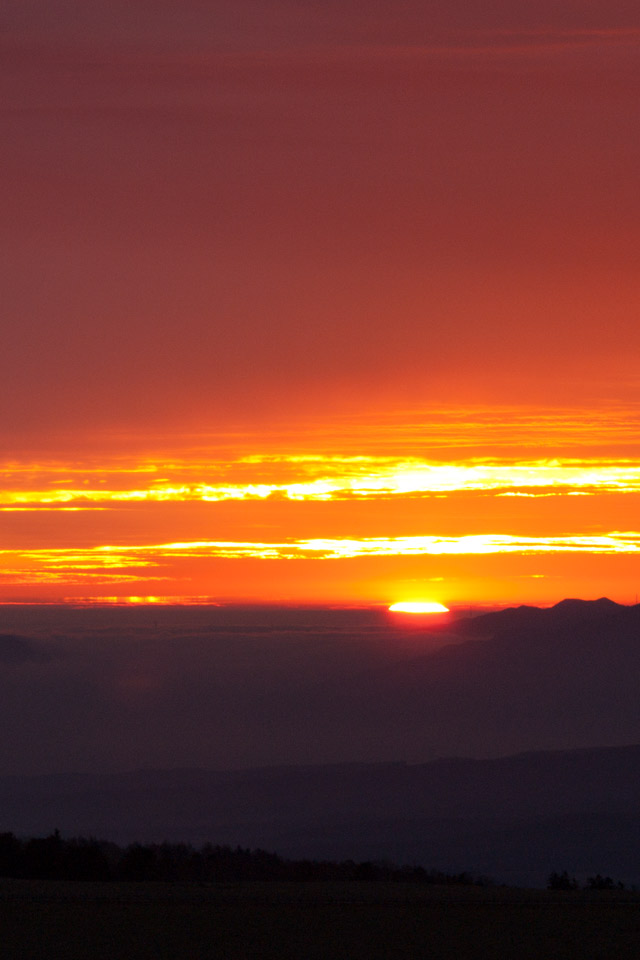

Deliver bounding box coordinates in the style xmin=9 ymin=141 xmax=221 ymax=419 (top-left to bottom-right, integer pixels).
xmin=2 ymin=0 xmax=639 ymax=606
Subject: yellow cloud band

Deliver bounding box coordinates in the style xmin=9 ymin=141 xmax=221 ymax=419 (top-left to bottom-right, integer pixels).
xmin=1 ymin=531 xmax=639 ymax=584
xmin=2 ymin=459 xmax=640 ymax=508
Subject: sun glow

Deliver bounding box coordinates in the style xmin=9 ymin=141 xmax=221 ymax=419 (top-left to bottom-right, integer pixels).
xmin=389 ymin=601 xmax=450 ymax=614
xmin=3 ymin=407 xmax=640 ymax=603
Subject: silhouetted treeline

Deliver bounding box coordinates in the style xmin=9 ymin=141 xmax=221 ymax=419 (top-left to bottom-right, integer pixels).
xmin=547 ymin=870 xmax=629 ymax=891
xmin=0 ymin=831 xmax=489 ymax=885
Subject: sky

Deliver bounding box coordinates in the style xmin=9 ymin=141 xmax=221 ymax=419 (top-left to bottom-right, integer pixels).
xmin=2 ymin=0 xmax=640 ymax=605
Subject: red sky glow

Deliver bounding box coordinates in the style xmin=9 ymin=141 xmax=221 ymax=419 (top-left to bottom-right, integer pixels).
xmin=2 ymin=1 xmax=639 ymax=605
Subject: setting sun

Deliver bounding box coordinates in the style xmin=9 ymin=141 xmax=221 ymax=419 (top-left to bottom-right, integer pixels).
xmin=388 ymin=602 xmax=450 ymax=614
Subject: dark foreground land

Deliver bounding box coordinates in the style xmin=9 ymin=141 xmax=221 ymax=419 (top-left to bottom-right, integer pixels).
xmin=1 ymin=880 xmax=639 ymax=959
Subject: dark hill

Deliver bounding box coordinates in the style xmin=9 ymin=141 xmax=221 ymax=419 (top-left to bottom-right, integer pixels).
xmin=295 ymin=597 xmax=640 ymax=760
xmin=0 ymin=598 xmax=638 ymax=777
xmin=3 ymin=743 xmax=640 ymax=887
xmin=459 ymin=596 xmax=640 ymax=639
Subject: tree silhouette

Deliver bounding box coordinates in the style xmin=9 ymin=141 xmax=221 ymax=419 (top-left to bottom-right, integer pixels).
xmin=547 ymin=870 xmax=578 ymax=890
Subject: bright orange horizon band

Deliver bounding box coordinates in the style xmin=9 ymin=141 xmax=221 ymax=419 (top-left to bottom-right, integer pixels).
xmin=2 ymin=406 xmax=640 ymax=604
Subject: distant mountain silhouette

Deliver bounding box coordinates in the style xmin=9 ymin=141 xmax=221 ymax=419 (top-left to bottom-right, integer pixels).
xmin=0 ymin=597 xmax=639 ymax=776
xmin=0 ymin=634 xmax=51 ymax=665
xmin=459 ymin=596 xmax=637 ymax=639
xmin=295 ymin=597 xmax=640 ymax=760
xmin=1 ymin=599 xmax=638 ymax=886
xmin=3 ymin=742 xmax=640 ymax=887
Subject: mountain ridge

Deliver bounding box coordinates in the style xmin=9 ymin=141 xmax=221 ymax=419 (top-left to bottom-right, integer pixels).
xmin=0 ymin=597 xmax=639 ymax=783
xmin=2 ymin=741 xmax=640 ymax=887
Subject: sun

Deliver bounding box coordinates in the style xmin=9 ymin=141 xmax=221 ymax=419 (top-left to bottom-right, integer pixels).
xmin=388 ymin=601 xmax=450 ymax=614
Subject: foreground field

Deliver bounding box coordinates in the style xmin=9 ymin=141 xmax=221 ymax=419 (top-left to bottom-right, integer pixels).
xmin=1 ymin=879 xmax=639 ymax=959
